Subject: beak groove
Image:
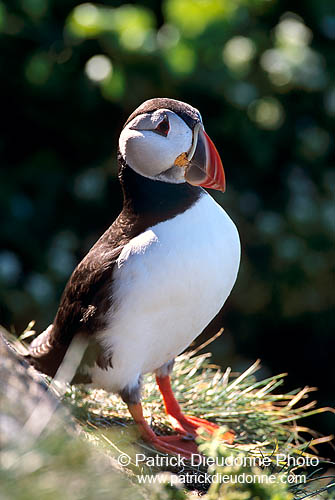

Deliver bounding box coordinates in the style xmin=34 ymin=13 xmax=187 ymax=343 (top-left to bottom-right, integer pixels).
xmin=199 ymin=130 xmax=226 ymax=192
xmin=180 ymin=125 xmax=226 ymax=192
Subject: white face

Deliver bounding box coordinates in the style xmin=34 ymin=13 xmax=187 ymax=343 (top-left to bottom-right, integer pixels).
xmin=119 ymin=109 xmax=194 ymax=184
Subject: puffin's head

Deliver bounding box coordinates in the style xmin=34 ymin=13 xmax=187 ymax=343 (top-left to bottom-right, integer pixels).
xmin=119 ymin=98 xmax=225 ymax=191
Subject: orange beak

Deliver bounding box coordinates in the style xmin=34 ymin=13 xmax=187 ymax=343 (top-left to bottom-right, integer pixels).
xmin=184 ymin=124 xmax=226 ymax=192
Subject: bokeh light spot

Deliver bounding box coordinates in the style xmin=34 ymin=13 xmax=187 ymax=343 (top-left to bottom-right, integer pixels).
xmin=0 ymin=251 xmax=22 ymax=285
xmin=321 ymin=15 xmax=335 ymax=40
xmin=157 ymin=24 xmax=180 ymax=49
xmin=71 ymin=3 xmax=100 ymax=37
xmin=25 ymin=52 xmax=52 ymax=85
xmin=165 ymin=0 xmax=236 ymax=37
xmin=164 ymin=43 xmax=196 ymax=75
xmin=248 ymin=97 xmax=284 ymax=130
xmin=276 ymin=235 xmax=304 ymax=261
xmin=256 ymin=212 xmax=284 ymax=237
xmin=298 ymin=127 xmax=331 ymax=160
xmin=74 ymin=169 xmax=106 ymax=200
xmin=275 ymin=14 xmax=312 ymax=47
xmin=85 ymin=55 xmax=113 ymax=82
xmin=120 ymin=27 xmax=146 ymax=50
xmin=260 ymin=49 xmax=292 ymax=86
xmin=25 ymin=274 xmax=54 ymax=304
xmin=224 ymin=82 xmax=258 ymax=108
xmin=223 ymin=36 xmax=256 ymax=72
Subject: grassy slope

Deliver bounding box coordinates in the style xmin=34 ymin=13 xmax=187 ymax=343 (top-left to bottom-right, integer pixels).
xmin=64 ymin=343 xmax=335 ymax=499
xmin=2 ymin=325 xmax=335 ymax=499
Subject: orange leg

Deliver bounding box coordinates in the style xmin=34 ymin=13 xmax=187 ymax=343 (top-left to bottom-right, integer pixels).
xmin=156 ymin=374 xmax=235 ymax=444
xmin=128 ymin=402 xmax=199 ymax=458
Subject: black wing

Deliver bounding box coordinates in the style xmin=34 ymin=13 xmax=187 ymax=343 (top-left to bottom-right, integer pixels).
xmin=28 ymin=214 xmax=134 ymax=378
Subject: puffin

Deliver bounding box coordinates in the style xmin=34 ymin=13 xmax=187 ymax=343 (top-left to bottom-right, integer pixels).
xmin=27 ymin=98 xmax=241 ymax=457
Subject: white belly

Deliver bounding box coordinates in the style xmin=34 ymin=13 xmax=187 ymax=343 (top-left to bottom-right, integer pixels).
xmin=90 ymin=193 xmax=240 ymax=393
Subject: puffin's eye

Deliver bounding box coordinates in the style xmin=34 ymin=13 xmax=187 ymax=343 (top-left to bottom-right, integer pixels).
xmin=153 ymin=115 xmax=170 ymax=137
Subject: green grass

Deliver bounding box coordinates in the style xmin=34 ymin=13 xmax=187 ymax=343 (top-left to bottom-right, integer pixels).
xmin=62 ymin=341 xmax=335 ymax=498
xmin=2 ymin=325 xmax=335 ymax=499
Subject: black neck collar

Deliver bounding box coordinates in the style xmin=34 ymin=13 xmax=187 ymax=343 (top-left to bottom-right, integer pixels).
xmin=117 ymin=151 xmax=203 ymax=223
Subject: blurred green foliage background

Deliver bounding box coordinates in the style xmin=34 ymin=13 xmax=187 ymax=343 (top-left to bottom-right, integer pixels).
xmin=0 ymin=0 xmax=334 ymax=436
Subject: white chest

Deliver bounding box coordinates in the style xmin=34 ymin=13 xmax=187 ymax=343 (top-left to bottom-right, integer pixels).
xmin=91 ymin=193 xmax=240 ymax=393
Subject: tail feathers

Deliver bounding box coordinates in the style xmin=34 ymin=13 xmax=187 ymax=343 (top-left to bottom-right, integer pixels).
xmin=29 ymin=325 xmax=54 ymax=357
xmin=1 ymin=324 xmax=88 ymax=389
xmin=27 ymin=325 xmax=68 ymax=378
xmin=0 ymin=326 xmax=53 ymax=376
xmin=2 ymin=324 xmax=90 ymax=383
